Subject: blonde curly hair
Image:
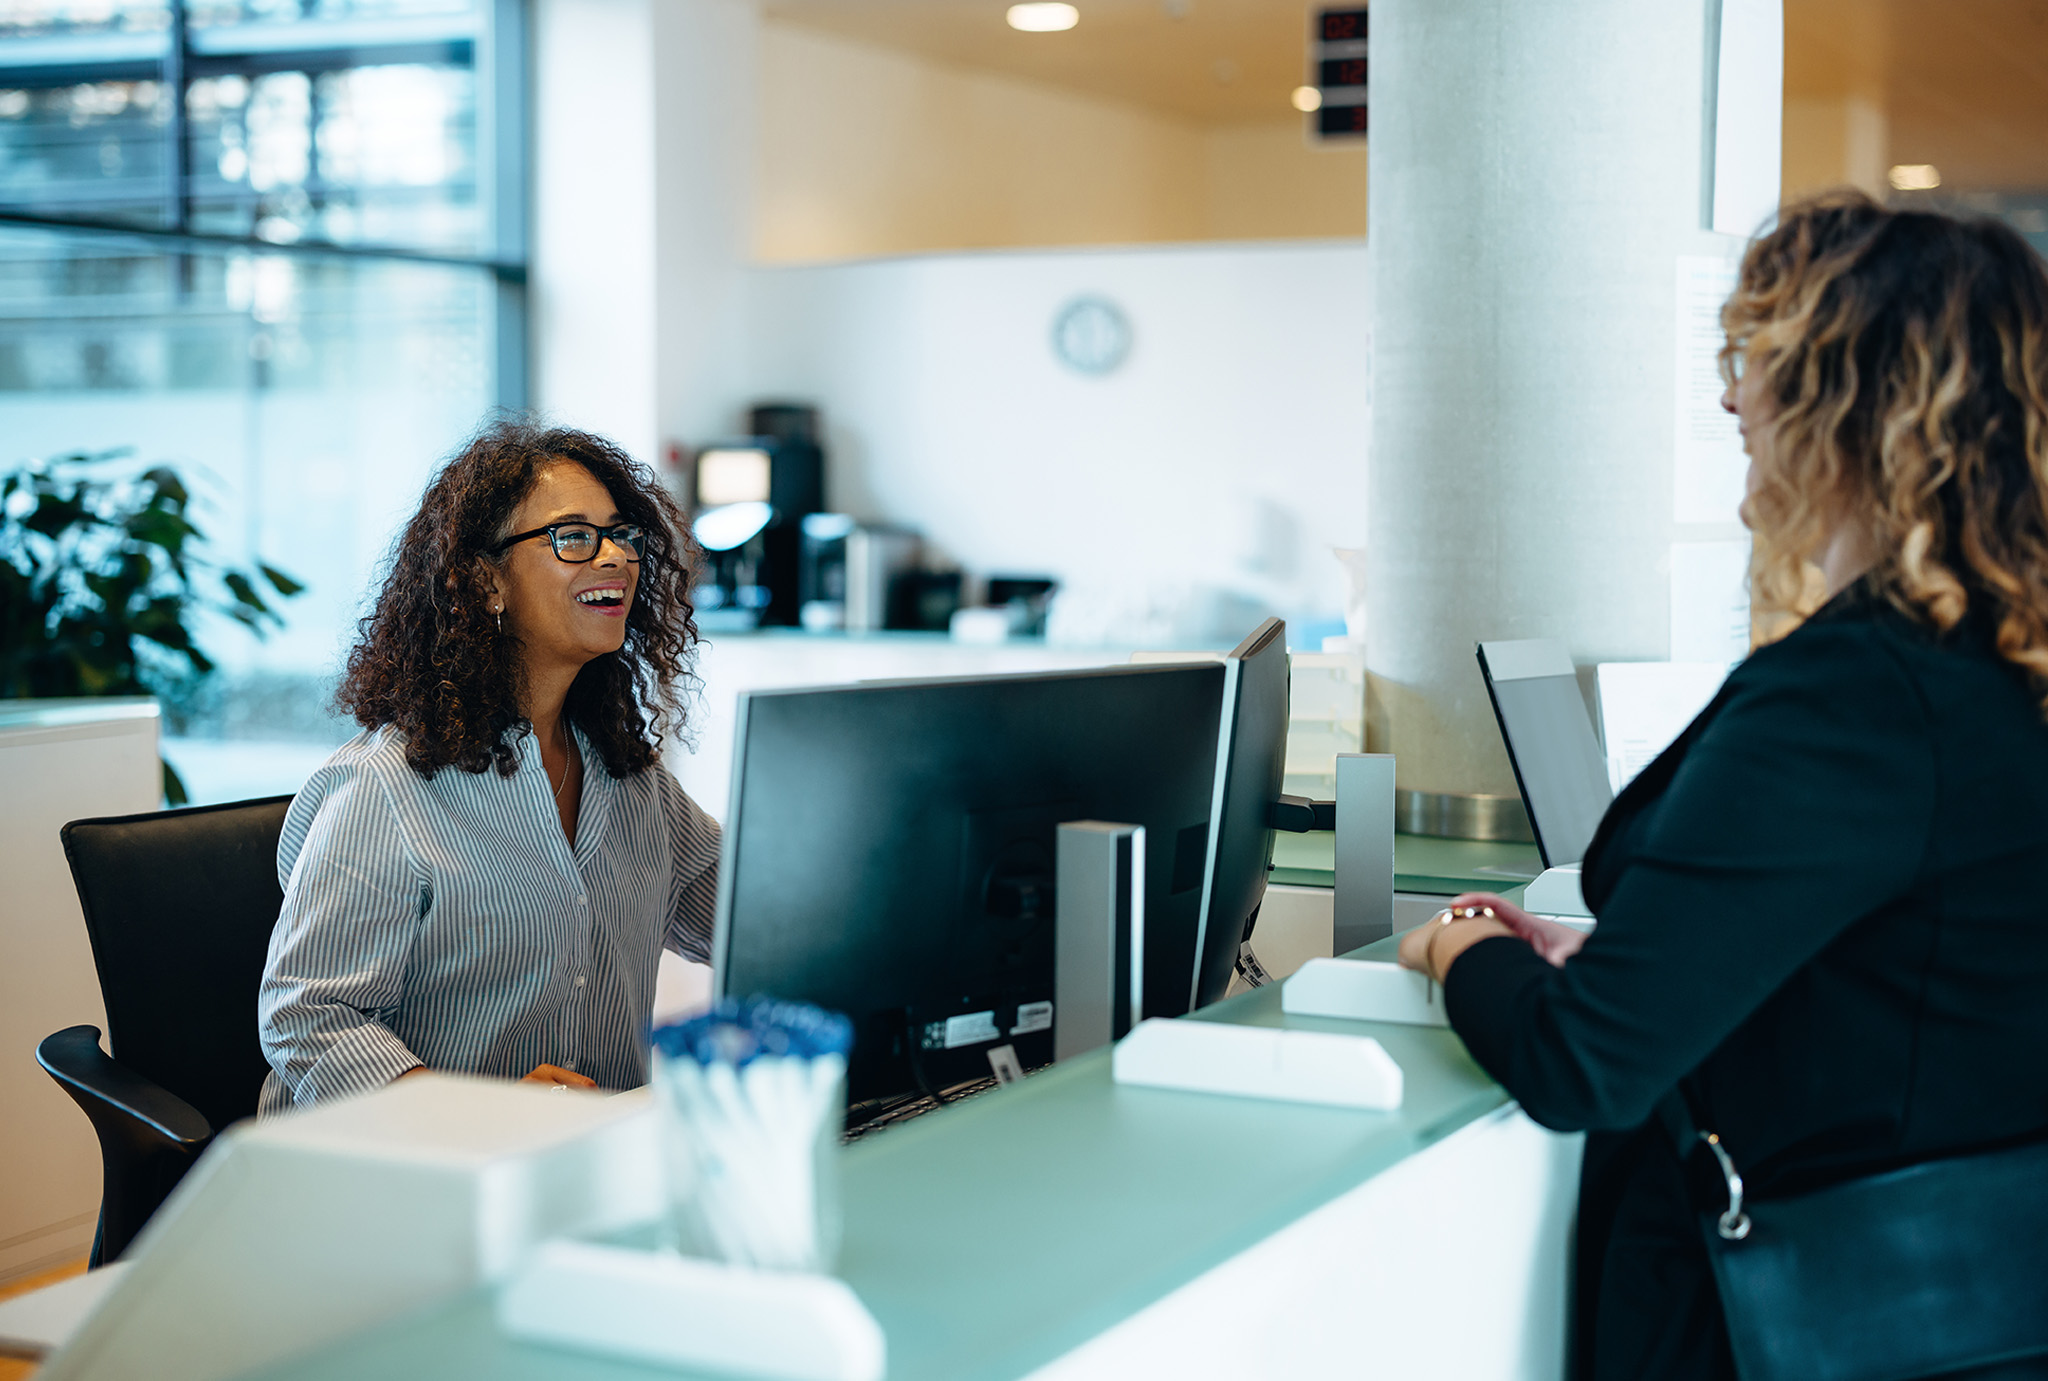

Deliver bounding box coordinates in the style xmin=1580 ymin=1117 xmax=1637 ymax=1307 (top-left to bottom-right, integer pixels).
xmin=1724 ymin=191 xmax=2048 ymax=693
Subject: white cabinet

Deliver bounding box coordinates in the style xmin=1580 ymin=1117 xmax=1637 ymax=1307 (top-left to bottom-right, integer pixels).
xmin=0 ymin=699 xmax=161 ymax=1283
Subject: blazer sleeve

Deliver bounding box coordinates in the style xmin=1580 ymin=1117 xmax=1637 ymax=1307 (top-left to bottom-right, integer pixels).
xmin=258 ymin=761 xmax=430 ymax=1107
xmin=660 ymin=769 xmax=722 ymax=964
xmin=1446 ymin=623 xmax=1937 ymax=1132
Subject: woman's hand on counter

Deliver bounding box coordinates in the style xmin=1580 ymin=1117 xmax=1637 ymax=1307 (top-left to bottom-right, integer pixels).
xmin=1459 ymin=892 xmax=1588 ymax=967
xmin=1396 ymin=890 xmax=1586 ymax=985
xmin=522 ymin=1063 xmax=599 ymax=1089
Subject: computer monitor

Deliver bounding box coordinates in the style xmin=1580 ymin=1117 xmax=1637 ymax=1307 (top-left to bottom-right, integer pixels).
xmin=711 ymin=662 xmax=1226 ymax=1117
xmin=1476 ymin=638 xmax=1614 ymax=867
xmin=1186 ymin=618 xmax=1291 ymax=1012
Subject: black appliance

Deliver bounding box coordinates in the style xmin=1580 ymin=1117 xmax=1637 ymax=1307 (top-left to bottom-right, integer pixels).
xmin=689 ymin=404 xmax=825 ymax=628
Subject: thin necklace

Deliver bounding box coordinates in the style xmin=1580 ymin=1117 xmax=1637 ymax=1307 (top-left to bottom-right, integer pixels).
xmin=549 ymin=726 xmax=575 ymax=801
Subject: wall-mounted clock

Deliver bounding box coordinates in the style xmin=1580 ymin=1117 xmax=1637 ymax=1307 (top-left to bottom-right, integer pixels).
xmin=1051 ymin=295 xmax=1133 ymax=376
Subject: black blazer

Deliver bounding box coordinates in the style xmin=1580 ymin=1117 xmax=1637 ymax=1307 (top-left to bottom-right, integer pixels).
xmin=1446 ymin=584 xmax=2048 ymax=1380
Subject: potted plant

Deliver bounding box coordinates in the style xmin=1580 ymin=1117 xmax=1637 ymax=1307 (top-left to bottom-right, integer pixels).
xmin=0 ymin=449 xmax=302 ymax=804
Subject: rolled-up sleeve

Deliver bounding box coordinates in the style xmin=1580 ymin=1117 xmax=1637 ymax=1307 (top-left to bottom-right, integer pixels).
xmin=660 ymin=770 xmax=722 ymax=964
xmin=259 ymin=764 xmax=430 ymax=1107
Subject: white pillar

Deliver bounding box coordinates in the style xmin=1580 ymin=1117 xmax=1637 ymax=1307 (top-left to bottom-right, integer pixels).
xmin=532 ymin=0 xmax=756 ymax=463
xmin=1366 ymin=0 xmax=1747 ymax=797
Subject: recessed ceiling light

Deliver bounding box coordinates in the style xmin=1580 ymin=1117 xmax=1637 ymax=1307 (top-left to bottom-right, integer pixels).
xmin=1291 ymin=85 xmax=1322 ymax=112
xmin=1889 ymin=164 xmax=1941 ymax=191
xmin=1008 ymin=2 xmax=1078 ymax=31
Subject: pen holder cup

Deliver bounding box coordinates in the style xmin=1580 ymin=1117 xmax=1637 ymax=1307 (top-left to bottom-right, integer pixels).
xmin=650 ymin=997 xmax=853 ymax=1273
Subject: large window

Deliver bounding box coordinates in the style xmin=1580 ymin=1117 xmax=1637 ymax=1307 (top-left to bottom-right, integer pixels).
xmin=0 ymin=0 xmax=524 ymax=802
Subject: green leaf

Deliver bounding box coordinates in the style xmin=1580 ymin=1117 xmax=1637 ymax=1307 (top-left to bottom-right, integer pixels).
xmin=161 ymin=756 xmax=188 ymax=806
xmin=125 ymin=507 xmax=198 ymax=554
xmin=134 ymin=605 xmax=192 ymax=650
xmin=139 ymin=467 xmax=189 ymax=508
xmin=26 ymin=494 xmax=97 ymax=540
xmin=259 ymin=563 xmax=305 ymax=596
xmin=222 ymin=570 xmax=270 ymax=612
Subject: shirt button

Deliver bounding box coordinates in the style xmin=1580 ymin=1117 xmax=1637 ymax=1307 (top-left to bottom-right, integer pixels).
xmin=577 ymin=896 xmax=589 ymax=907
xmin=575 ymin=975 xmax=586 ymax=987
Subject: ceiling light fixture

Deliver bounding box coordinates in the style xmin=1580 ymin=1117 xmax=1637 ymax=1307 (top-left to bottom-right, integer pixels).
xmin=1889 ymin=164 xmax=1941 ymax=191
xmin=1291 ymin=85 xmax=1322 ymax=112
xmin=1007 ymin=2 xmax=1078 ymax=31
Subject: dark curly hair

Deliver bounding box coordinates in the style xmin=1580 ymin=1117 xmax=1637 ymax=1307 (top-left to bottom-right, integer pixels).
xmin=337 ymin=417 xmax=700 ymax=780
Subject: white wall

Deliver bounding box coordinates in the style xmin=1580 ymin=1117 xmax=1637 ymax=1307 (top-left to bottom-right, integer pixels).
xmin=530 ymin=0 xmax=660 ymax=462
xmin=741 ymin=239 xmax=1371 ymax=641
xmin=533 ymin=0 xmax=757 ymax=462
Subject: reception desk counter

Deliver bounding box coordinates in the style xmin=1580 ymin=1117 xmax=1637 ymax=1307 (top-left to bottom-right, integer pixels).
xmin=223 ymin=958 xmax=1578 ymax=1381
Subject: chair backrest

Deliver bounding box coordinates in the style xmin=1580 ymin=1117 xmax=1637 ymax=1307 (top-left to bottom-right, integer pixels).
xmin=61 ymin=795 xmax=294 ymax=1132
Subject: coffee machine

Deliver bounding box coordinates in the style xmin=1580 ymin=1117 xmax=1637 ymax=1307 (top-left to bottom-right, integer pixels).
xmin=688 ymin=404 xmax=824 ymax=629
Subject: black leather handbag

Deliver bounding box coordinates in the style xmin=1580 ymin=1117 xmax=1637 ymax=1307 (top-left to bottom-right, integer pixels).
xmin=1661 ymin=1097 xmax=2048 ymax=1381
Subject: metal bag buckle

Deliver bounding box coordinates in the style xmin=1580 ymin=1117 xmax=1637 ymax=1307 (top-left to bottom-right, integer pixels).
xmin=1698 ymin=1130 xmax=1752 ymax=1241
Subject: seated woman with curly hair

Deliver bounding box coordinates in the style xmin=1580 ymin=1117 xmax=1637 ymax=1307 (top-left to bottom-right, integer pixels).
xmin=257 ymin=420 xmax=717 ymax=1110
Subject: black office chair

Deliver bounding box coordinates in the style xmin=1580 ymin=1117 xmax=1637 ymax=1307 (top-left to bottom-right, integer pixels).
xmin=36 ymin=795 xmax=294 ymax=1266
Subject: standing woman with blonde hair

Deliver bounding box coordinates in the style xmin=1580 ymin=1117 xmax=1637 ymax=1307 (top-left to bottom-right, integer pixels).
xmin=1400 ymin=194 xmax=2048 ymax=1379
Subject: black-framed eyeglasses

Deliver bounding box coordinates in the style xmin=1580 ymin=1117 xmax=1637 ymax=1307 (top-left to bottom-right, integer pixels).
xmin=493 ymin=522 xmax=647 ymax=563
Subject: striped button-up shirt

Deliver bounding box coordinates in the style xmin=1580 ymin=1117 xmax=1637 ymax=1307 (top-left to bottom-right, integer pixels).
xmin=257 ymin=723 xmax=720 ymax=1114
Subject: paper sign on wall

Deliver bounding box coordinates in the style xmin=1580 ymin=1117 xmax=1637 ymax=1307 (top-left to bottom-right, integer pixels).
xmin=1674 ymin=256 xmax=1747 ymax=524
xmin=1595 ymin=661 xmax=1732 ymax=793
xmin=1671 ymin=538 xmax=1752 ymax=664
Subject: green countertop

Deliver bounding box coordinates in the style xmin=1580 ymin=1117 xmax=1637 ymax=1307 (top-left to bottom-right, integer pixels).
xmin=1271 ymin=830 xmax=1543 ymax=895
xmin=240 ymin=977 xmax=1508 ymax=1381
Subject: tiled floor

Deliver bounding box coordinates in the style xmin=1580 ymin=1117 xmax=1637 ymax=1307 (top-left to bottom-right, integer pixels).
xmin=0 ymin=1259 xmax=86 ymax=1381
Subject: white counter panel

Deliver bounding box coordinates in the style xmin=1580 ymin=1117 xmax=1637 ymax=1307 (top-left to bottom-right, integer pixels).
xmin=0 ymin=699 xmax=162 ymax=1282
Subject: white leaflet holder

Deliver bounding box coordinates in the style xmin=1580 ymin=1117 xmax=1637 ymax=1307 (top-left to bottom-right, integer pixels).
xmin=1281 ymin=957 xmax=1451 ymax=1027
xmin=1523 ymin=864 xmax=1593 ymax=919
xmin=1110 ymin=1018 xmax=1403 ymax=1111
xmin=498 ymin=1240 xmax=885 ymax=1381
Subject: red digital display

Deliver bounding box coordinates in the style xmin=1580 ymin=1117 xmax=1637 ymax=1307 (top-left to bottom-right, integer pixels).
xmin=1317 ymin=104 xmax=1369 ymax=137
xmin=1313 ymin=7 xmax=1368 ymax=141
xmin=1319 ymin=56 xmax=1367 ymax=88
xmin=1319 ymin=7 xmax=1368 ymax=42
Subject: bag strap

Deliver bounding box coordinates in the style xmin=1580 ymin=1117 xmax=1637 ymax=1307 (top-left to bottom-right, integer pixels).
xmin=1655 ymin=1088 xmax=1752 ymax=1241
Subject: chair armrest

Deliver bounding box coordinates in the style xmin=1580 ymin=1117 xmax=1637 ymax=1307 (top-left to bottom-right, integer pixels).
xmin=36 ymin=1025 xmax=214 ymax=1148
